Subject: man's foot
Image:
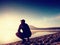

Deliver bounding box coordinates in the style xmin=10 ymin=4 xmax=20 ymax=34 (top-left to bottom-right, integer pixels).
xmin=27 ymin=37 xmax=30 ymax=42
xmin=21 ymin=39 xmax=26 ymax=44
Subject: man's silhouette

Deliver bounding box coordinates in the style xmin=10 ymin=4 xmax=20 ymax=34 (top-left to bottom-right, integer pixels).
xmin=16 ymin=19 xmax=32 ymax=43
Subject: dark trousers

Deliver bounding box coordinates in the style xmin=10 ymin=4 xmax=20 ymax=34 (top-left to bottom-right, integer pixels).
xmin=16 ymin=32 xmax=30 ymax=42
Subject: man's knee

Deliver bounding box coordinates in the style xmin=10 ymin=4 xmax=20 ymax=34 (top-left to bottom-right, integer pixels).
xmin=16 ymin=32 xmax=19 ymax=36
xmin=16 ymin=32 xmax=21 ymax=37
xmin=16 ymin=32 xmax=24 ymax=39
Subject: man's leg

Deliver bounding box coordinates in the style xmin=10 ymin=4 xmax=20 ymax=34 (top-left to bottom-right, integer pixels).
xmin=16 ymin=32 xmax=26 ymax=43
xmin=27 ymin=37 xmax=30 ymax=42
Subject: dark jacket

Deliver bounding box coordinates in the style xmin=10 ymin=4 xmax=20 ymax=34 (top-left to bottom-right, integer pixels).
xmin=18 ymin=23 xmax=32 ymax=38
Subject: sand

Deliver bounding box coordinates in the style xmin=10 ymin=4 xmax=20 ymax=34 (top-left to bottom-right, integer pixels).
xmin=2 ymin=32 xmax=60 ymax=45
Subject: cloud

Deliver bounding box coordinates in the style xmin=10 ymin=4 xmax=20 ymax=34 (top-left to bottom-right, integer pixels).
xmin=36 ymin=14 xmax=60 ymax=27
xmin=55 ymin=15 xmax=60 ymax=20
xmin=46 ymin=14 xmax=60 ymax=21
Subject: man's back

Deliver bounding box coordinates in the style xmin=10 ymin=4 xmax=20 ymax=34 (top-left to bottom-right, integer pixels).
xmin=20 ymin=23 xmax=31 ymax=33
xmin=19 ymin=23 xmax=31 ymax=38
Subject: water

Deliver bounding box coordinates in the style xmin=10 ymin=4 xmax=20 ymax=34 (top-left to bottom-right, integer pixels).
xmin=31 ymin=30 xmax=57 ymax=38
xmin=0 ymin=30 xmax=59 ymax=44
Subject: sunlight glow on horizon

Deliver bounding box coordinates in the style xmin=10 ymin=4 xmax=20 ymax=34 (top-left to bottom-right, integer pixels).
xmin=0 ymin=14 xmax=20 ymax=44
xmin=0 ymin=9 xmax=45 ymax=44
xmin=0 ymin=8 xmax=60 ymax=44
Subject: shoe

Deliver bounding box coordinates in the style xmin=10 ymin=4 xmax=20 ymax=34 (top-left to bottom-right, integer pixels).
xmin=21 ymin=39 xmax=26 ymax=44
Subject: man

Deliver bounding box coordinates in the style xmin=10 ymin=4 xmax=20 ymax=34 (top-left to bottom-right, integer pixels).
xmin=16 ymin=19 xmax=32 ymax=43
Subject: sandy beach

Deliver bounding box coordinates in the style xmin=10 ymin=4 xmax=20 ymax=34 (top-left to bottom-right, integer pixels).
xmin=2 ymin=31 xmax=60 ymax=45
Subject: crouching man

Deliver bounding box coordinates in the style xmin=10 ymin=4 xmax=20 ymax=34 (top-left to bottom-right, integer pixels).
xmin=16 ymin=19 xmax=32 ymax=43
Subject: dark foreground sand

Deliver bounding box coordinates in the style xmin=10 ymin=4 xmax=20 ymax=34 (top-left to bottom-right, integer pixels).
xmin=2 ymin=32 xmax=60 ymax=45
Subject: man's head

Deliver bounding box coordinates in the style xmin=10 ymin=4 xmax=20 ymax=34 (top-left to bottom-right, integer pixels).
xmin=21 ymin=19 xmax=25 ymax=24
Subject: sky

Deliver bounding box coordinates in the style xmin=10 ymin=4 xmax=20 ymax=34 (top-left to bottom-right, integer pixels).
xmin=0 ymin=0 xmax=60 ymax=28
xmin=0 ymin=0 xmax=60 ymax=44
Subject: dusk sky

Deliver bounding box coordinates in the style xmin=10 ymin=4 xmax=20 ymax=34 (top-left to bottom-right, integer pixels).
xmin=0 ymin=0 xmax=60 ymax=28
xmin=0 ymin=0 xmax=60 ymax=44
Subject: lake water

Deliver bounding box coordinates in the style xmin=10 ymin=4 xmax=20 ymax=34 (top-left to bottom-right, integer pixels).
xmin=0 ymin=30 xmax=60 ymax=44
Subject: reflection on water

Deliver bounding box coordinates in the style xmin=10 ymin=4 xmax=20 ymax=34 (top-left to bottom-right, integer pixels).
xmin=0 ymin=30 xmax=59 ymax=44
xmin=31 ymin=31 xmax=56 ymax=38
